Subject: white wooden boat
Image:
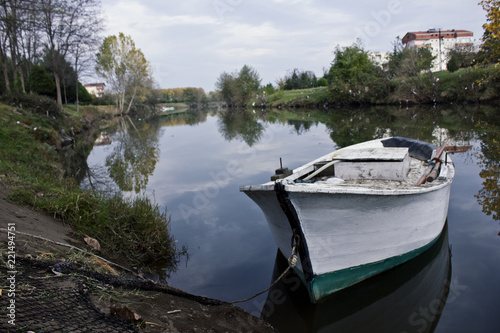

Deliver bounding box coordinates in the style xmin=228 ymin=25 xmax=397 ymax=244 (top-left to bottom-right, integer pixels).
xmin=240 ymin=137 xmax=454 ymax=303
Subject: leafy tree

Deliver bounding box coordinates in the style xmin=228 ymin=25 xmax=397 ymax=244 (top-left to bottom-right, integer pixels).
xmin=261 ymin=83 xmax=276 ymax=95
xmin=237 ymin=65 xmax=261 ymax=105
xmin=42 ymin=50 xmax=77 ymax=103
xmin=26 ymin=65 xmax=55 ymax=97
xmin=478 ymin=0 xmax=500 ymax=64
xmin=95 ymin=33 xmax=154 ymax=114
xmin=157 ymin=87 xmax=205 ymax=104
xmin=183 ymin=87 xmax=200 ymax=104
xmin=328 ymin=42 xmax=384 ymax=103
xmin=215 ymin=64 xmax=261 ymax=107
xmin=77 ymin=82 xmax=93 ymax=103
xmin=447 ymin=45 xmax=476 ymax=72
xmin=282 ymin=68 xmax=317 ymax=90
xmin=387 ymin=45 xmax=436 ymax=78
xmin=216 ymin=72 xmax=237 ymax=106
xmin=317 ymin=78 xmax=328 ymax=87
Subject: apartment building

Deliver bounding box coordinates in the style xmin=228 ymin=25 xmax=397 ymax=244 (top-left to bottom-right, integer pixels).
xmin=83 ymin=83 xmax=106 ymax=98
xmin=402 ymin=29 xmax=474 ymax=71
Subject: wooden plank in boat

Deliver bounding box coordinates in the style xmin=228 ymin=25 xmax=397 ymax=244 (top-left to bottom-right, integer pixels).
xmin=332 ymin=148 xmax=409 ymax=161
xmin=334 ymin=148 xmax=410 ymax=181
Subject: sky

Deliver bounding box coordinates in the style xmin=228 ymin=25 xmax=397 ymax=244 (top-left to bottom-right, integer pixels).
xmin=98 ymin=0 xmax=487 ymax=92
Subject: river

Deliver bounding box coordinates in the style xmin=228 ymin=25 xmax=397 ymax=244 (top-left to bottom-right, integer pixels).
xmin=82 ymin=105 xmax=499 ymax=333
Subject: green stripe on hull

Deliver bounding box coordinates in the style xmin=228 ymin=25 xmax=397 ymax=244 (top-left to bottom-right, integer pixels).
xmin=307 ymin=234 xmax=442 ymax=303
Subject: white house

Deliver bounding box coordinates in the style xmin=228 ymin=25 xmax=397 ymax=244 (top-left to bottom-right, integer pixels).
xmin=368 ymin=52 xmax=390 ymax=68
xmin=83 ymin=83 xmax=105 ymax=98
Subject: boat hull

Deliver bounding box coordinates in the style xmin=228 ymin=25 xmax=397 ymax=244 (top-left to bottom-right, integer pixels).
xmin=245 ymin=183 xmax=451 ymax=302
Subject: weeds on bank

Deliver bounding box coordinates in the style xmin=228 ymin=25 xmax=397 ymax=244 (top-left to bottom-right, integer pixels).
xmin=0 ymin=97 xmax=185 ymax=270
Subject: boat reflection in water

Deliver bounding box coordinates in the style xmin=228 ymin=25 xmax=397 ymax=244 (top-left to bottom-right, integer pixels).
xmin=261 ymin=223 xmax=451 ymax=333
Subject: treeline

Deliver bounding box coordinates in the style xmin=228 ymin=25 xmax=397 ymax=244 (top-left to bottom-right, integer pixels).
xmin=157 ymin=87 xmax=218 ymax=104
xmin=278 ymin=68 xmax=328 ymax=90
xmin=0 ymin=0 xmax=103 ymax=107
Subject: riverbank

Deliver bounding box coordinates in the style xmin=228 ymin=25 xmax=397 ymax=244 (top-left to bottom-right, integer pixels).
xmin=258 ymin=65 xmax=500 ymax=109
xmin=0 ymin=96 xmax=277 ymax=332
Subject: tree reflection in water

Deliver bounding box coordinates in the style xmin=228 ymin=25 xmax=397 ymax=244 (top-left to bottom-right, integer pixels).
xmin=474 ymin=119 xmax=499 ymax=224
xmin=218 ymin=109 xmax=265 ymax=147
xmin=106 ymin=116 xmax=161 ymax=193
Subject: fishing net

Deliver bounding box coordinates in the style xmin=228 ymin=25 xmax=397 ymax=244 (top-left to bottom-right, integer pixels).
xmin=1 ymin=258 xmax=140 ymax=333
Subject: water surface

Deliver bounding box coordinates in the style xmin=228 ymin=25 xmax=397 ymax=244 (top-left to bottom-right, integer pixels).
xmin=82 ymin=105 xmax=499 ymax=332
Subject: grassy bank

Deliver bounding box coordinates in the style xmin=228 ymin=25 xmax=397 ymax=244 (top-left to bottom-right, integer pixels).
xmin=262 ymin=65 xmax=499 ymax=108
xmin=266 ymin=86 xmax=331 ymax=109
xmin=0 ymin=95 xmax=183 ymax=269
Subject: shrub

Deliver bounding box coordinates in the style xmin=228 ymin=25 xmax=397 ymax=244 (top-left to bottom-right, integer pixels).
xmin=0 ymin=92 xmax=62 ymax=118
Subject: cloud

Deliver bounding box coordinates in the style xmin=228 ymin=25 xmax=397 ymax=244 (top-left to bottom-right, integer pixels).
xmin=97 ymin=0 xmax=486 ymax=91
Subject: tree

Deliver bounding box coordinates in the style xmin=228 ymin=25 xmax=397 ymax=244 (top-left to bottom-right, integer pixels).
xmin=328 ymin=42 xmax=383 ymax=103
xmin=215 ymin=64 xmax=261 ymax=107
xmin=0 ymin=0 xmax=38 ymax=93
xmin=317 ymin=78 xmax=328 ymax=87
xmin=478 ymin=0 xmax=500 ymax=63
xmin=26 ymin=64 xmax=55 ymax=97
xmin=37 ymin=0 xmax=103 ymax=108
xmin=236 ymin=65 xmax=261 ymax=105
xmin=282 ymin=68 xmax=317 ymax=90
xmin=387 ymin=42 xmax=436 ymax=78
xmin=329 ymin=43 xmax=380 ymax=85
xmin=216 ymin=71 xmax=238 ymax=106
xmin=447 ymin=45 xmax=476 ymax=72
xmin=95 ymin=33 xmax=154 ymax=114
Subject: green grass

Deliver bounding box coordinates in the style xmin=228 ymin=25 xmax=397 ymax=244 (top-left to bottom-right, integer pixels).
xmin=265 ymin=86 xmax=330 ymax=108
xmin=0 ymin=97 xmax=185 ymax=268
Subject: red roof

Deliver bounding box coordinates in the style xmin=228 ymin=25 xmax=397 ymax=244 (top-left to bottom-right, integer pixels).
xmin=402 ymin=29 xmax=473 ymax=44
xmin=84 ymin=83 xmax=105 ymax=87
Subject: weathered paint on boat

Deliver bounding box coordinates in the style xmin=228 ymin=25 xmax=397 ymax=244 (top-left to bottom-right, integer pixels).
xmin=240 ymin=137 xmax=455 ymax=303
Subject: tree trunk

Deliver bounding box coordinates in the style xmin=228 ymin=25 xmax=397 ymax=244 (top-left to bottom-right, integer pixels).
xmin=54 ymin=71 xmax=63 ymax=107
xmin=76 ymin=76 xmax=79 ymax=113
xmin=125 ymin=86 xmax=138 ymax=114
xmin=63 ymin=79 xmax=67 ymax=105
xmin=18 ymin=68 xmax=25 ymax=93
xmin=120 ymin=91 xmax=126 ymax=113
xmin=1 ymin=55 xmax=10 ymax=92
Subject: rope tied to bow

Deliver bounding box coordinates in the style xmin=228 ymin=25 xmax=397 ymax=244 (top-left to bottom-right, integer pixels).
xmin=230 ymin=231 xmax=300 ymax=304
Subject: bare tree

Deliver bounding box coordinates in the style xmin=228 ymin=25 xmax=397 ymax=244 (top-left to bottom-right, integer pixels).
xmin=69 ymin=9 xmax=103 ymax=111
xmin=1 ymin=0 xmax=25 ymax=92
xmin=37 ymin=0 xmax=102 ymax=108
xmin=0 ymin=0 xmax=43 ymax=93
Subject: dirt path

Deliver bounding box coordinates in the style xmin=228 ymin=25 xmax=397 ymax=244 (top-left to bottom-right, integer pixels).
xmin=0 ymin=184 xmax=277 ymax=332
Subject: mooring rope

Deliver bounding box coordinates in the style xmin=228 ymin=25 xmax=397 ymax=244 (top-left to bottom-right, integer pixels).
xmin=229 ymin=243 xmax=298 ymax=304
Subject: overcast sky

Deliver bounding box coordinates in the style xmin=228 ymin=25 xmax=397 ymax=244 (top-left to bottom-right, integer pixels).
xmin=99 ymin=0 xmax=486 ymax=92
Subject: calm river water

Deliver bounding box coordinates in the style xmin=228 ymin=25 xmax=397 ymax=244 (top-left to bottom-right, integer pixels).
xmin=82 ymin=105 xmax=499 ymax=333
